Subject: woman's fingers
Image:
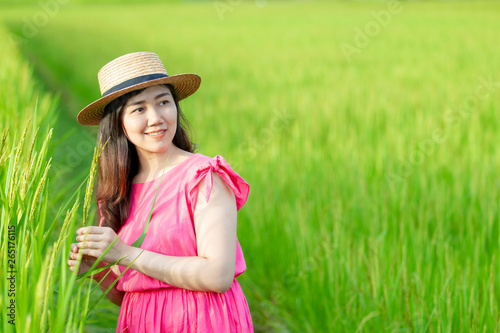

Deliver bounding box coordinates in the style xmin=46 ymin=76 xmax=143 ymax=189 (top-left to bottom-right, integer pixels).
xmin=76 ymin=233 xmax=101 ymax=242
xmin=70 ymin=251 xmax=82 ymax=260
xmin=78 ymin=248 xmax=102 ymax=257
xmin=78 ymin=248 xmax=91 ymax=256
xmin=75 ymin=229 xmax=113 ymax=248
xmin=76 ymin=226 xmax=108 ymax=235
xmin=71 ymin=226 xmax=121 ymax=262
xmin=77 ymin=240 xmax=101 ymax=251
xmin=68 ymin=238 xmax=102 ymax=275
xmin=67 ymin=257 xmax=80 ymax=272
xmin=69 ymin=243 xmax=80 ymax=261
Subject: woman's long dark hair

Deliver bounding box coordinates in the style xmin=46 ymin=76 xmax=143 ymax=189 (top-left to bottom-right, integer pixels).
xmin=96 ymin=84 xmax=195 ymax=233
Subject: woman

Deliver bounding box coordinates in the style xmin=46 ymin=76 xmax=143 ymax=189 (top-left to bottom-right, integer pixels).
xmin=67 ymin=52 xmax=253 ymax=332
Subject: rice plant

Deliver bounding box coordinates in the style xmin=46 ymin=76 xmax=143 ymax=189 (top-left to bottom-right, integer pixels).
xmin=0 ymin=26 xmax=112 ymax=333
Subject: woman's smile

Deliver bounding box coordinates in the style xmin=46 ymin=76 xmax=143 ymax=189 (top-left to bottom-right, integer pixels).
xmin=145 ymin=129 xmax=167 ymax=137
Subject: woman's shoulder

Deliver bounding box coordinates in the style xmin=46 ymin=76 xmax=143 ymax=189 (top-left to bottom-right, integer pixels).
xmin=183 ymin=152 xmax=210 ymax=169
xmin=179 ymin=153 xmax=213 ymax=179
xmin=189 ymin=152 xmax=212 ymax=163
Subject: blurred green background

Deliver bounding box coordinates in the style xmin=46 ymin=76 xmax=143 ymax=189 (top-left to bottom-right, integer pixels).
xmin=1 ymin=0 xmax=500 ymax=332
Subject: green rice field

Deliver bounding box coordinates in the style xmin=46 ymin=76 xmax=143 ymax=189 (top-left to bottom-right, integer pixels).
xmin=1 ymin=1 xmax=500 ymax=332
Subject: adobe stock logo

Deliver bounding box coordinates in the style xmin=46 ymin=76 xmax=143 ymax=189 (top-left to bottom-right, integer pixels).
xmin=340 ymin=1 xmax=403 ymax=61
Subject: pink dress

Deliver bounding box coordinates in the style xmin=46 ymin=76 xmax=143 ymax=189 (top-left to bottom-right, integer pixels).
xmin=101 ymin=154 xmax=253 ymax=332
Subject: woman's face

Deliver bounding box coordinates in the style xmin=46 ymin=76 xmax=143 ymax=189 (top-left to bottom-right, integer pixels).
xmin=121 ymin=85 xmax=177 ymax=157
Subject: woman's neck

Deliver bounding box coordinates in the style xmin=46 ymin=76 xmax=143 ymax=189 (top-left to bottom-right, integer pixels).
xmin=134 ymin=145 xmax=190 ymax=182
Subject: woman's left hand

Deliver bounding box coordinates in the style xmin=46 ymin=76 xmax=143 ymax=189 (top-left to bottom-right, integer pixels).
xmin=75 ymin=226 xmax=130 ymax=264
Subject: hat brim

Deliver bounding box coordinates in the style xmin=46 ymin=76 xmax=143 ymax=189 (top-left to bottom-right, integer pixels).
xmin=77 ymin=73 xmax=201 ymax=126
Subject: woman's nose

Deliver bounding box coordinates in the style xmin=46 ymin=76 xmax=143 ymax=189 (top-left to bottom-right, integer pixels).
xmin=147 ymin=107 xmax=164 ymax=126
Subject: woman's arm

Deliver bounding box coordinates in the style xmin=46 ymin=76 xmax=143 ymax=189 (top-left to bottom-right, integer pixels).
xmin=76 ymin=173 xmax=238 ymax=293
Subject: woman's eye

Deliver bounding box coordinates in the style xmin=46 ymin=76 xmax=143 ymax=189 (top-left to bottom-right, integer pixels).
xmin=132 ymin=107 xmax=143 ymax=113
xmin=159 ymin=100 xmax=170 ymax=106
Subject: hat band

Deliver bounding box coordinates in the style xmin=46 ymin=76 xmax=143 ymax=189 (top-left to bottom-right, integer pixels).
xmin=102 ymin=73 xmax=169 ymax=97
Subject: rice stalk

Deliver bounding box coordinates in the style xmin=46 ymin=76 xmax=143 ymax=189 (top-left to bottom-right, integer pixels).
xmin=29 ymin=158 xmax=51 ymax=223
xmin=0 ymin=127 xmax=9 ymax=165
xmin=8 ymin=116 xmax=31 ymax=208
xmin=83 ymin=140 xmax=104 ymax=225
xmin=41 ymin=200 xmax=79 ymax=332
xmin=19 ymin=127 xmax=39 ymax=199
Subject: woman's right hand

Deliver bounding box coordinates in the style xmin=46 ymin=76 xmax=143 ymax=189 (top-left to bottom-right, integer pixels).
xmin=68 ymin=243 xmax=100 ymax=278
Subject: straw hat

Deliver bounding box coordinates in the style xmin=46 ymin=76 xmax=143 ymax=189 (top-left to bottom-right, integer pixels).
xmin=77 ymin=52 xmax=201 ymax=125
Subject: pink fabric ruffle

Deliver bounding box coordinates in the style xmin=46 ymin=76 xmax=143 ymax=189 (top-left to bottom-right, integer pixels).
xmin=187 ymin=155 xmax=250 ymax=213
